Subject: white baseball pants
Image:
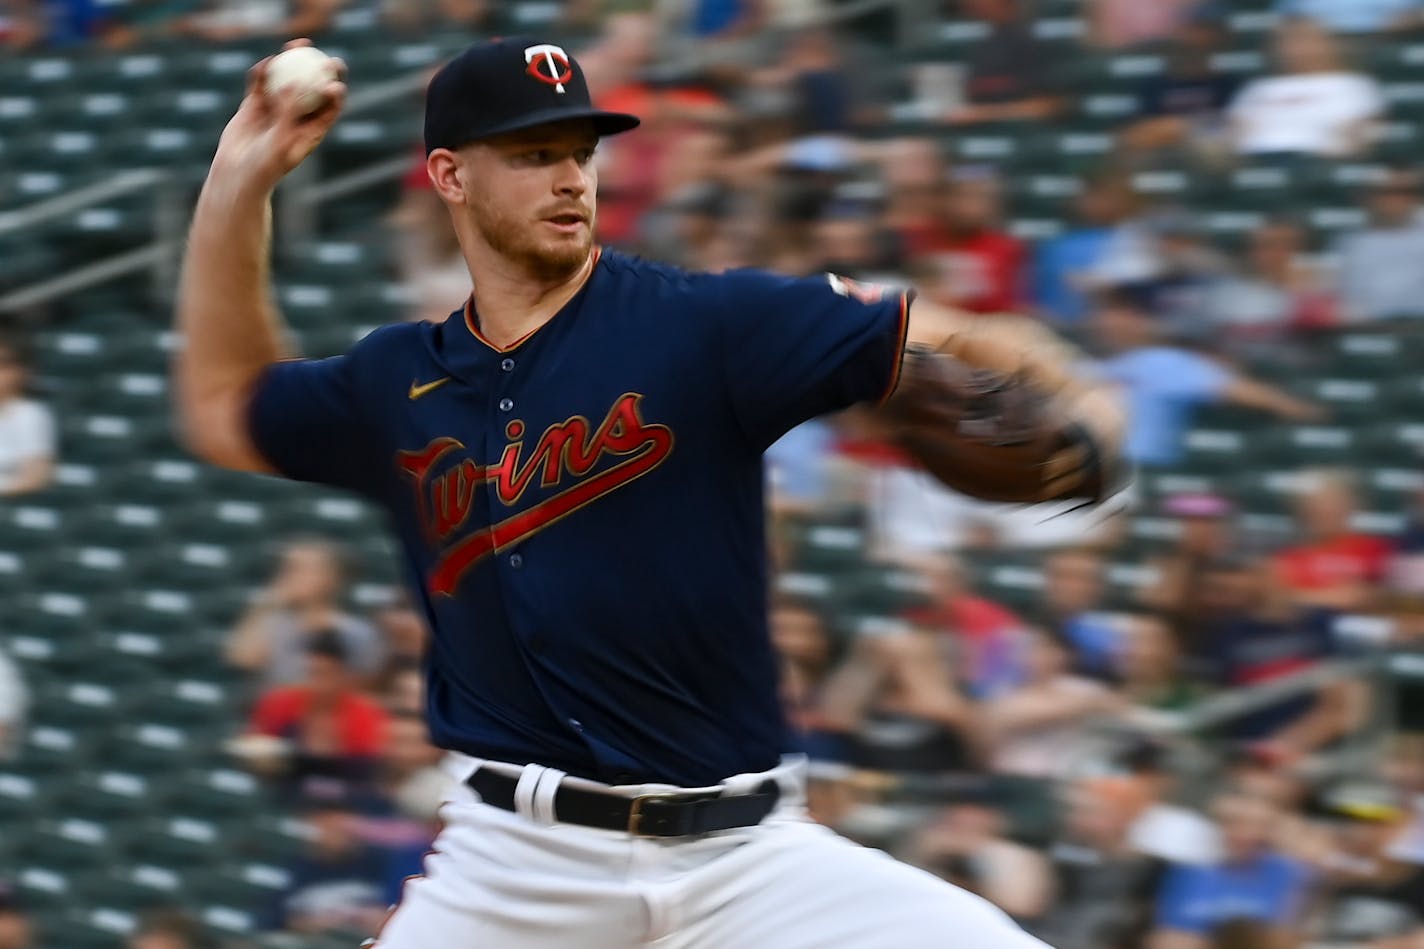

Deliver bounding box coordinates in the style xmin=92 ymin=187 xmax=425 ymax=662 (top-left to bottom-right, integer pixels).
xmin=370 ymin=756 xmax=1052 ymax=949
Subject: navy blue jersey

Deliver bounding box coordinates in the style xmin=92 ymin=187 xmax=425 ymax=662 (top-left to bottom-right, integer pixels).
xmin=248 ymin=249 xmax=911 ymax=786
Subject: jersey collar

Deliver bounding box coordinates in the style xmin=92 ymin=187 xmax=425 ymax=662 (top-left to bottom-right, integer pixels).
xmin=436 ymin=246 xmax=604 ymax=380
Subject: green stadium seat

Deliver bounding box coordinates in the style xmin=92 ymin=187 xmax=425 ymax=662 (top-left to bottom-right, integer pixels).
xmin=126 ymin=815 xmax=231 ymax=867
xmin=1387 ymin=377 xmax=1424 ymax=416
xmin=166 ymin=768 xmax=269 ymax=821
xmin=1293 ymin=377 xmax=1381 ymax=423
xmin=109 ymin=721 xmax=226 ymax=772
xmin=111 ymin=457 xmax=207 ymax=506
xmin=16 ymin=817 xmax=127 ymax=871
xmin=46 ymin=92 xmax=137 ymax=134
xmin=18 ymin=724 xmax=95 ymax=773
xmin=11 ymin=864 xmax=80 ymax=913
xmin=840 ymin=565 xmax=931 ymax=617
xmin=1179 ymin=427 xmax=1254 ymax=474
xmin=60 ymin=412 xmax=169 ymax=465
xmin=236 ymin=815 xmax=311 ymax=865
xmin=57 ymin=771 xmax=166 ymax=823
xmin=0 ymin=93 xmax=42 ymax=138
xmin=74 ymin=503 xmax=172 ymax=549
xmin=276 ymin=495 xmax=381 ymax=542
xmin=171 ymin=496 xmax=278 ymax=546
xmin=131 ymin=677 xmax=242 ymax=729
xmin=68 ymin=866 xmax=187 ymax=916
xmin=789 ymin=521 xmax=867 ymax=574
xmin=107 ymin=50 xmax=176 ymax=92
xmin=33 ymin=545 xmax=138 ymax=595
xmin=1230 ymin=469 xmax=1305 ymax=516
xmin=1360 ymin=422 xmax=1424 ymax=465
xmin=35 ymin=679 xmax=134 ymax=729
xmin=37 ymin=907 xmax=139 ymax=948
xmin=0 ymin=770 xmax=42 ymax=823
xmin=1363 ymin=466 xmax=1424 ymax=508
xmin=1257 ymin=425 xmax=1359 ymax=467
xmin=186 ymin=862 xmax=291 ymax=925
xmin=1324 ymin=330 xmax=1414 ymax=375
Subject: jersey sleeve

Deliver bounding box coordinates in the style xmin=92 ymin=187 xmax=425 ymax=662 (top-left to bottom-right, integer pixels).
xmin=710 ymin=269 xmax=912 ymax=450
xmin=246 ymin=353 xmax=387 ymax=499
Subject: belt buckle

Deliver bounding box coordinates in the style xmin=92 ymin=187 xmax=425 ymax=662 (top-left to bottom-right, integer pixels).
xmin=627 ymin=792 xmax=682 ymax=837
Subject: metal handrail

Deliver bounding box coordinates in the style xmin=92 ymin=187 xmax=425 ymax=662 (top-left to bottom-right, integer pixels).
xmin=0 ymin=169 xmax=165 ymax=237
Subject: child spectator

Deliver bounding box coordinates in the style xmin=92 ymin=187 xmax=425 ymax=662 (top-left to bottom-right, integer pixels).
xmin=247 ymin=631 xmax=389 ymax=786
xmin=1274 ymin=469 xmax=1392 ymax=612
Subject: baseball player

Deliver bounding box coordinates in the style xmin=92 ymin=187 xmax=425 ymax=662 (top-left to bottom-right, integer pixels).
xmin=175 ymin=36 xmax=1122 ymax=948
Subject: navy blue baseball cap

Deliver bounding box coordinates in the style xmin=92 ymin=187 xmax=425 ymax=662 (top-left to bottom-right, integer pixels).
xmin=424 ymin=37 xmax=641 ymax=154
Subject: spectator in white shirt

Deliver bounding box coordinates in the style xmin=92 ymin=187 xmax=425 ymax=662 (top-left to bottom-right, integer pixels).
xmin=1335 ymin=167 xmax=1424 ymax=322
xmin=1228 ymin=16 xmax=1384 ymax=158
xmin=0 ymin=644 xmax=28 ymax=761
xmin=0 ymin=334 xmax=55 ymax=497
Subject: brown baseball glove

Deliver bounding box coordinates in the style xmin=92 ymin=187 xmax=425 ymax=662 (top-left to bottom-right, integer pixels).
xmin=880 ymin=318 xmax=1126 ymax=505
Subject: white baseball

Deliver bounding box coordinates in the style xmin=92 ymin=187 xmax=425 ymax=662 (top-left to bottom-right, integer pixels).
xmin=265 ymin=46 xmax=339 ymax=115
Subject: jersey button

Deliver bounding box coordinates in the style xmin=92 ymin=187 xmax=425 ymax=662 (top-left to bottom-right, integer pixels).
xmin=500 ymin=358 xmax=515 ymax=372
xmin=508 ymin=552 xmax=523 ymax=568
xmin=498 ymin=397 xmax=514 ymax=412
xmin=568 ymin=718 xmax=583 ymax=733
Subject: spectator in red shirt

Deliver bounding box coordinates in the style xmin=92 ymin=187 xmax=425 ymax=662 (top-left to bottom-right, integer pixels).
xmin=914 ymin=171 xmax=1026 ymax=314
xmin=249 ymin=631 xmax=389 ymax=784
xmin=1274 ymin=470 xmax=1392 ymax=612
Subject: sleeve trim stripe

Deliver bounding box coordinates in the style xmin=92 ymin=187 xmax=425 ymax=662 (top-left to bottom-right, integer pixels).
xmin=875 ymin=290 xmax=914 ymax=407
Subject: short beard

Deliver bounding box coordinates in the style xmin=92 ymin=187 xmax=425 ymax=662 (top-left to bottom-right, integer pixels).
xmin=471 ymin=195 xmax=592 ymax=284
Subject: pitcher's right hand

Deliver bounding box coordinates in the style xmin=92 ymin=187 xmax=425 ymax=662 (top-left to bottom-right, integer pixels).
xmin=211 ymin=38 xmax=348 ymax=195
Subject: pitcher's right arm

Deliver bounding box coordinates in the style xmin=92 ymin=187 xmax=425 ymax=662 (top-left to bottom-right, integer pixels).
xmin=174 ymin=40 xmax=346 ymax=472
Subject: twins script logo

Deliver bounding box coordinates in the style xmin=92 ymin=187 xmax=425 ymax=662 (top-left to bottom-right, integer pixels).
xmin=524 ymin=43 xmax=572 ymax=93
xmin=397 ymin=393 xmax=673 ymax=595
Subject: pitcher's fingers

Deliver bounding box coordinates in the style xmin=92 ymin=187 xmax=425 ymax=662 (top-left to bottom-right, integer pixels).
xmin=245 ymin=55 xmax=275 ymax=98
xmin=306 ymin=83 xmax=348 ymax=128
xmin=283 ymin=36 xmax=314 ymax=50
xmin=329 ymin=57 xmax=348 ymax=82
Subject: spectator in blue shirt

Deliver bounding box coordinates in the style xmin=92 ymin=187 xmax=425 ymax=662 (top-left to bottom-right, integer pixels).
xmin=1277 ymin=0 xmax=1424 ymax=33
xmin=1033 ymin=175 xmax=1147 ymax=325
xmin=1092 ymin=284 xmax=1320 ymax=467
xmin=1152 ymin=791 xmax=1312 ymax=949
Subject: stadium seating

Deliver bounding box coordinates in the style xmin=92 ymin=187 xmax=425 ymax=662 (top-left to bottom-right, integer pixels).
xmin=4 ymin=1 xmax=1424 ymax=944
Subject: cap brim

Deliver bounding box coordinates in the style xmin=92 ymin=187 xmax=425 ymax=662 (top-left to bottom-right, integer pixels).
xmin=454 ymin=107 xmax=640 ymax=147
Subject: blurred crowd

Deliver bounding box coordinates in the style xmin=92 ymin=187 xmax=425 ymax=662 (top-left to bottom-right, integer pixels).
xmin=7 ymin=0 xmax=1424 ymax=946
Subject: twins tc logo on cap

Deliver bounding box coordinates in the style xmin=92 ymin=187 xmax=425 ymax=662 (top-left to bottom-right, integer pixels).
xmin=524 ymin=43 xmax=572 ymax=93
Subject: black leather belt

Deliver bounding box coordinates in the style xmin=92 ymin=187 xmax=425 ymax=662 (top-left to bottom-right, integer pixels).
xmin=466 ymin=768 xmax=780 ymax=838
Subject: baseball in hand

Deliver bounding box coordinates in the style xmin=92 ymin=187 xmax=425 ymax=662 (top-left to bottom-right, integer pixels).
xmin=265 ymin=46 xmax=339 ymax=115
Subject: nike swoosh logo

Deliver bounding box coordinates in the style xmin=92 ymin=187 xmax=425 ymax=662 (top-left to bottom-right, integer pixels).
xmin=409 ymin=377 xmax=452 ymax=400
